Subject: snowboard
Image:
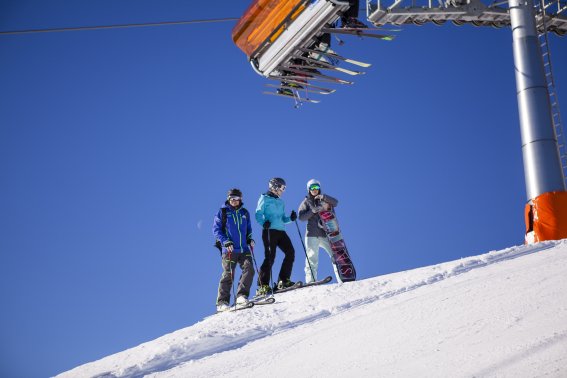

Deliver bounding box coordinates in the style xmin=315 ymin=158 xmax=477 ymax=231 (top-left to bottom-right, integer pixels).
xmin=318 ymin=209 xmax=356 ymax=282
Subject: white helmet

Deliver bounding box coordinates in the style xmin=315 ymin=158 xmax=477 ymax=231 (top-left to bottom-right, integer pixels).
xmin=306 ymin=179 xmax=321 ymax=191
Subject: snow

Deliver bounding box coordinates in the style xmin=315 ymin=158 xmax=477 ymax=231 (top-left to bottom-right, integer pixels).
xmin=56 ymin=240 xmax=567 ymax=378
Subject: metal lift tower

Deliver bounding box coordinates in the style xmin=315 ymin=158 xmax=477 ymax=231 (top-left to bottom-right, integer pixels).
xmin=367 ymin=0 xmax=567 ymax=242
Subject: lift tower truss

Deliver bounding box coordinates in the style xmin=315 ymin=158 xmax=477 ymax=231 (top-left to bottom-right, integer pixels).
xmin=367 ymin=0 xmax=566 ymax=35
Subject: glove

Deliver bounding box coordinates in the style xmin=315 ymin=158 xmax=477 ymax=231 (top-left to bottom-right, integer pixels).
xmin=314 ymin=194 xmax=324 ymax=201
xmin=263 ymin=221 xmax=271 ymax=230
xmin=290 ymin=210 xmax=297 ymax=221
xmin=223 ymin=240 xmax=234 ymax=253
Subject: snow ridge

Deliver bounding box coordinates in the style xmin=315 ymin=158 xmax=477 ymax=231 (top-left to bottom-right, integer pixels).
xmin=57 ymin=240 xmax=566 ymax=378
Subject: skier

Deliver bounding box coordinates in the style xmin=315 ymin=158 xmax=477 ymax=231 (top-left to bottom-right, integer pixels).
xmin=255 ymin=177 xmax=297 ymax=295
xmin=297 ymin=179 xmax=342 ymax=283
xmin=341 ymin=0 xmax=367 ymax=28
xmin=300 ymin=0 xmax=367 ymax=79
xmin=212 ymin=188 xmax=255 ymax=312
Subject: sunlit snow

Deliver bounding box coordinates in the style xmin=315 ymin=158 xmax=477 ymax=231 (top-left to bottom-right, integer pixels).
xmin=57 ymin=240 xmax=567 ymax=378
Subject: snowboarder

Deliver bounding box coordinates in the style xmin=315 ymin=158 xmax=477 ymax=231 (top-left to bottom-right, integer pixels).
xmin=212 ymin=188 xmax=255 ymax=312
xmin=297 ymin=179 xmax=342 ymax=283
xmin=255 ymin=177 xmax=297 ymax=295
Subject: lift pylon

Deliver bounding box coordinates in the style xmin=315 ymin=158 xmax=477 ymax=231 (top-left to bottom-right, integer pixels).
xmin=366 ymin=0 xmax=567 ymax=243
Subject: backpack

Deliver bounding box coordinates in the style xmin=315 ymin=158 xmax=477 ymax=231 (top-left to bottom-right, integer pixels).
xmin=214 ymin=207 xmax=249 ymax=253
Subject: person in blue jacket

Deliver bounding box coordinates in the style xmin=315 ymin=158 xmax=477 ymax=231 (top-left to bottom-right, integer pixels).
xmin=255 ymin=177 xmax=297 ymax=296
xmin=212 ymin=188 xmax=255 ymax=312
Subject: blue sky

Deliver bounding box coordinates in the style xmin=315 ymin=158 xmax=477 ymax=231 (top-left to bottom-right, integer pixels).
xmin=1 ymin=1 xmax=565 ymax=377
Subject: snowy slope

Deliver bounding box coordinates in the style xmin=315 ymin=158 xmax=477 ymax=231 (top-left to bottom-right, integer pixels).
xmin=57 ymin=240 xmax=567 ymax=378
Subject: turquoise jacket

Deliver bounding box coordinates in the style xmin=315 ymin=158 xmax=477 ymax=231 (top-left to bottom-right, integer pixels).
xmin=255 ymin=192 xmax=291 ymax=231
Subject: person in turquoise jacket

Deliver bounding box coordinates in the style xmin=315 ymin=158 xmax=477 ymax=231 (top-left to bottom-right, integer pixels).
xmin=255 ymin=177 xmax=297 ymax=295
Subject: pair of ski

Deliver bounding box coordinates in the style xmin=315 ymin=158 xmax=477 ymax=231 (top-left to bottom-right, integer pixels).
xmin=320 ymin=27 xmax=395 ymax=41
xmin=217 ymin=276 xmax=333 ymax=314
xmin=262 ymin=27 xmax=394 ymax=104
xmin=252 ymin=275 xmax=333 ymax=301
xmin=263 ymin=45 xmax=372 ymax=104
xmin=217 ymin=296 xmax=276 ymax=314
xmin=262 ymin=63 xmax=359 ymax=104
xmin=262 ymin=66 xmax=349 ymax=105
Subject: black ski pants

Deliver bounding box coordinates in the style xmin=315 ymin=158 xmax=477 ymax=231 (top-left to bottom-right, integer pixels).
xmin=217 ymin=252 xmax=254 ymax=305
xmin=258 ymin=229 xmax=295 ymax=286
xmin=343 ymin=0 xmax=359 ymax=20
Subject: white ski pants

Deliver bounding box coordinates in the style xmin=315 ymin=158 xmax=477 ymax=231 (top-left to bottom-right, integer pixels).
xmin=304 ymin=236 xmax=343 ymax=284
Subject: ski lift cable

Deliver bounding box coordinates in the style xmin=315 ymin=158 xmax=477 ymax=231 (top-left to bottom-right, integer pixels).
xmin=0 ymin=17 xmax=239 ymax=36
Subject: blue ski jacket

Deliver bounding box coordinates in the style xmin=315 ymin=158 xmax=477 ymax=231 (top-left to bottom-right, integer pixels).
xmin=213 ymin=203 xmax=253 ymax=254
xmin=255 ymin=192 xmax=291 ymax=231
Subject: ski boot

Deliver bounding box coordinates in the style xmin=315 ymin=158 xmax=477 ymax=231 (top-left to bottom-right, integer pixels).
xmin=216 ymin=301 xmax=230 ymax=312
xmin=276 ymin=279 xmax=296 ymax=290
xmin=256 ymin=284 xmax=271 ymax=297
xmin=236 ymin=295 xmax=249 ymax=305
xmin=277 ymin=88 xmax=294 ymax=96
xmin=342 ymin=18 xmax=368 ymax=29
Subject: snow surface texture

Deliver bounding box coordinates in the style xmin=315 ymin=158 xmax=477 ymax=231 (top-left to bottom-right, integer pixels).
xmin=57 ymin=240 xmax=567 ymax=378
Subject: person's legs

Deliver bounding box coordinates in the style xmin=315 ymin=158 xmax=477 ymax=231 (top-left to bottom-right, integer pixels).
xmin=216 ymin=254 xmax=234 ymax=304
xmin=236 ymin=254 xmax=254 ymax=298
xmin=305 ymin=236 xmax=320 ymax=283
xmin=341 ymin=1 xmax=367 ymax=28
xmin=277 ymin=232 xmax=295 ymax=282
xmin=259 ymin=229 xmax=277 ymax=286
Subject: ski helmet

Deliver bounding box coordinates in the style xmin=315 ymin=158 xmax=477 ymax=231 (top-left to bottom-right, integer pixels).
xmin=227 ymin=188 xmax=242 ymax=199
xmin=307 ymin=179 xmax=321 ymax=192
xmin=268 ymin=177 xmax=286 ymax=191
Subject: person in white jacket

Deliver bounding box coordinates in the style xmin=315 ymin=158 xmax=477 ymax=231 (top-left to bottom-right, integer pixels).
xmin=297 ymin=179 xmax=342 ymax=283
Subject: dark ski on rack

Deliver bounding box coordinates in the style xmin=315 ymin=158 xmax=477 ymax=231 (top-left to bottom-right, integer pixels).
xmin=287 ymin=60 xmax=364 ymax=76
xmin=299 ymin=47 xmax=371 ymax=68
xmin=269 ymin=74 xmax=351 ymax=85
xmin=278 ymin=66 xmax=353 ymax=84
xmin=267 ymin=76 xmax=337 ymax=92
xmin=265 ymin=83 xmax=334 ymax=95
xmin=321 ymin=28 xmax=395 ymax=40
xmin=262 ymin=91 xmax=320 ymax=104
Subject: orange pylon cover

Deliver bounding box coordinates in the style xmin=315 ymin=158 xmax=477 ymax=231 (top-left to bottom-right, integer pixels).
xmin=525 ymin=191 xmax=567 ymax=242
xmin=232 ymin=0 xmax=307 ymax=58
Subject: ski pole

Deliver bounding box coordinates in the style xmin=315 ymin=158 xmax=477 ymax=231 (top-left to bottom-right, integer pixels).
xmin=249 ymin=244 xmax=261 ymax=279
xmin=295 ymin=219 xmax=316 ymax=283
xmin=227 ymin=248 xmax=237 ymax=309
xmin=266 ymin=228 xmax=275 ymax=295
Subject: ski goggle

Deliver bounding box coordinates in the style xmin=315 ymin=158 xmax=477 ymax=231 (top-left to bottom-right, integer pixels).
xmin=274 ymin=185 xmax=286 ymax=191
xmin=228 ymin=196 xmax=241 ymax=201
xmin=309 ymin=184 xmax=320 ymax=191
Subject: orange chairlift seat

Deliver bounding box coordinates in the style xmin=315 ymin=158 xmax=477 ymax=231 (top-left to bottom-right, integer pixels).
xmin=232 ymin=0 xmax=351 ymax=77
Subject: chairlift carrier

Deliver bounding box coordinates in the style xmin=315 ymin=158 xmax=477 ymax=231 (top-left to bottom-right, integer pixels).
xmin=232 ymin=0 xmax=351 ymax=77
